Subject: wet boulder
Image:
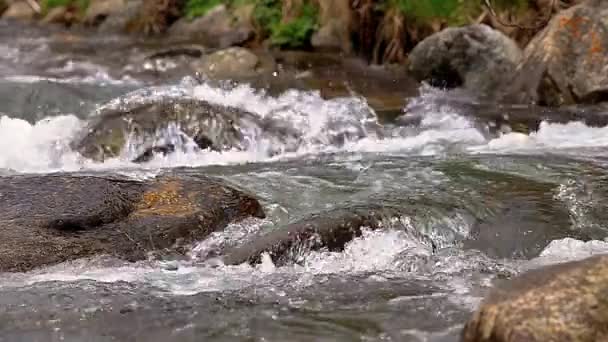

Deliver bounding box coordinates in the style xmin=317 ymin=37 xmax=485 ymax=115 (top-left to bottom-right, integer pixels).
xmin=408 ymin=24 xmax=522 ymax=98
xmin=462 ymin=254 xmax=608 ymax=342
xmin=0 ymin=173 xmax=265 ymax=273
xmin=220 ymin=205 xmax=435 ymax=266
xmin=503 ymin=0 xmax=608 ymax=106
xmin=71 ymin=94 xmax=266 ymax=162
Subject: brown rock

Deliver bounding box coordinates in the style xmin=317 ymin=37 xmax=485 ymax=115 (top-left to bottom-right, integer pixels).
xmin=0 ymin=0 xmax=8 ymax=15
xmin=504 ymin=0 xmax=608 ymax=106
xmin=0 ymin=173 xmax=265 ymax=273
xmin=168 ymin=4 xmax=253 ymax=48
xmin=40 ymin=6 xmax=69 ymax=24
xmin=2 ymin=1 xmax=36 ymax=20
xmin=311 ymin=0 xmax=352 ymax=53
xmin=462 ymin=254 xmax=608 ymax=342
xmin=83 ymin=0 xmax=126 ymax=25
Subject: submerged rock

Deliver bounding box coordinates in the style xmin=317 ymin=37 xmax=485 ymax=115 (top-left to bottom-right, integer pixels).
xmin=462 ymin=254 xmax=608 ymax=342
xmin=408 ymin=24 xmax=522 ymax=98
xmin=0 ymin=173 xmax=264 ymax=273
xmin=503 ymin=0 xmax=608 ymax=106
xmin=220 ymin=205 xmax=434 ymax=266
xmin=71 ymin=96 xmax=264 ymax=162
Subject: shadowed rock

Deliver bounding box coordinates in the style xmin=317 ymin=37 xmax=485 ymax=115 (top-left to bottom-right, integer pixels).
xmin=408 ymin=24 xmax=522 ymax=99
xmin=462 ymin=254 xmax=608 ymax=342
xmin=0 ymin=173 xmax=265 ymax=272
xmin=221 ymin=205 xmax=434 ymax=266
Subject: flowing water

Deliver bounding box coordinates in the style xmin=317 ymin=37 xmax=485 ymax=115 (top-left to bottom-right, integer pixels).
xmin=1 ymin=20 xmax=608 ymax=342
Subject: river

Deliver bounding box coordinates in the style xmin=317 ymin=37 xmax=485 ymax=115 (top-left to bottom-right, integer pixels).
xmin=1 ymin=19 xmax=608 ymax=342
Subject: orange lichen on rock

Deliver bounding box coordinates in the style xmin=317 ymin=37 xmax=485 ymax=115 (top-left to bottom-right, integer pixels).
xmin=135 ymin=179 xmax=195 ymax=217
xmin=558 ymin=15 xmax=588 ymax=39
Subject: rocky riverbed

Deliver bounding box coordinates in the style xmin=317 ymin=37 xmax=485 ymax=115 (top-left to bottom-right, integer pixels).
xmin=1 ymin=1 xmax=608 ymax=341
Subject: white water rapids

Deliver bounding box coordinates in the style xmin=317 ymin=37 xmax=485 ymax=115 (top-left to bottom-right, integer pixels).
xmin=0 ymin=77 xmax=607 ymax=306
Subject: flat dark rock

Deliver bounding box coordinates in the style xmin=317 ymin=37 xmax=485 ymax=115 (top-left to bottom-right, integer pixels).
xmin=0 ymin=173 xmax=265 ymax=273
xmin=220 ymin=205 xmax=433 ymax=266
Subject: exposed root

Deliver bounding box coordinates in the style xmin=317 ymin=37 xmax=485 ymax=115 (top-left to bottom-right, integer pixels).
xmin=373 ymin=6 xmax=406 ymax=64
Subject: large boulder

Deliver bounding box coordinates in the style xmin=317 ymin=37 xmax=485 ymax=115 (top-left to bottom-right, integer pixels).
xmin=168 ymin=4 xmax=254 ymax=48
xmin=0 ymin=173 xmax=265 ymax=272
xmin=408 ymin=24 xmax=522 ymax=98
xmin=462 ymin=254 xmax=608 ymax=341
xmin=503 ymin=0 xmax=608 ymax=106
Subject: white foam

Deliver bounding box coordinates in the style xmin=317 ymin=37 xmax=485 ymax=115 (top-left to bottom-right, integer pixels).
xmin=0 ymin=115 xmax=85 ymax=173
xmin=472 ymin=121 xmax=608 ymax=153
xmin=527 ymin=237 xmax=608 ymax=269
xmin=302 ymin=229 xmax=433 ymax=274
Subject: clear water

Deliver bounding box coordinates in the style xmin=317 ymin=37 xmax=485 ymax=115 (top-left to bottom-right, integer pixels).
xmin=1 ymin=20 xmax=607 ymax=342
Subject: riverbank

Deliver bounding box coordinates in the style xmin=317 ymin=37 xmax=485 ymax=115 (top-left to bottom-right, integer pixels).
xmin=1 ymin=0 xmax=574 ymax=65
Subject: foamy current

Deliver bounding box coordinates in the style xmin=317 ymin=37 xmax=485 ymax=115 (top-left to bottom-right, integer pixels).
xmin=2 ymin=80 xmax=608 ymax=174
xmin=0 ymin=77 xmax=607 ymax=307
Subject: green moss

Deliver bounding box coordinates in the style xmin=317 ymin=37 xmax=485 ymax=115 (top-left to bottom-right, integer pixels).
xmin=41 ymin=0 xmax=89 ymax=14
xmin=390 ymin=0 xmax=529 ymax=26
xmin=184 ymin=0 xmax=223 ymax=19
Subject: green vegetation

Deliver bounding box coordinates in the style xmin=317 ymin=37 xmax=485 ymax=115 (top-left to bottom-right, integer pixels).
xmin=252 ymin=0 xmax=317 ymax=48
xmin=184 ymin=0 xmax=224 ymax=19
xmin=270 ymin=2 xmax=317 ymax=48
xmin=41 ymin=0 xmax=89 ymax=13
xmin=389 ymin=0 xmax=528 ymax=25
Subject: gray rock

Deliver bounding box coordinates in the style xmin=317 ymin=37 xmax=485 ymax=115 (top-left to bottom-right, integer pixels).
xmin=0 ymin=173 xmax=265 ymax=272
xmin=503 ymin=0 xmax=608 ymax=106
xmin=168 ymin=4 xmax=253 ymax=48
xmin=408 ymin=24 xmax=522 ymax=98
xmin=192 ymin=47 xmax=272 ymax=79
